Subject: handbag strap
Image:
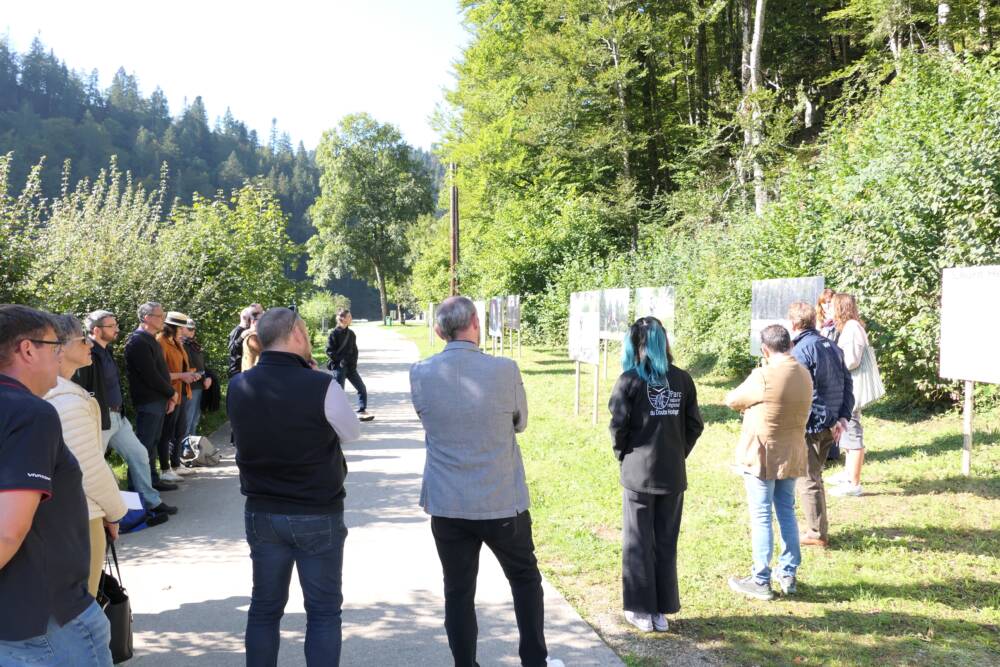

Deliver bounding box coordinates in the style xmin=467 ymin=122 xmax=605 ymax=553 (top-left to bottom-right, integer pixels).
xmin=105 ymin=539 xmax=124 ymax=584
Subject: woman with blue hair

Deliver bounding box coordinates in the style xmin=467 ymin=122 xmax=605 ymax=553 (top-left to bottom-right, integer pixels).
xmin=608 ymin=316 xmax=704 ymax=633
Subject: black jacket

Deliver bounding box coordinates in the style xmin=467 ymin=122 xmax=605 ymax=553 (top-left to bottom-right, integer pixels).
xmin=325 ymin=326 xmax=358 ymax=370
xmin=184 ymin=339 xmax=207 ymax=390
xmin=227 ymin=325 xmax=246 ymax=378
xmin=228 ymin=351 xmax=346 ymax=515
xmin=608 ymin=367 xmax=704 ymax=494
xmin=72 ymin=351 xmax=110 ymax=430
xmin=123 ymin=329 xmax=175 ymax=406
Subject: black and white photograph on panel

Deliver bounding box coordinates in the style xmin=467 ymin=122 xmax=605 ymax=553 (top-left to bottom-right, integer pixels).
xmin=750 ymin=276 xmax=825 ymax=356
xmin=505 ymin=294 xmax=521 ymax=331
xmin=599 ymin=288 xmax=631 ymax=340
xmin=940 ymin=265 xmax=1000 ymax=384
xmin=569 ymin=290 xmax=601 ymax=365
xmin=633 ymin=286 xmax=676 ymax=343
xmin=488 ymin=296 xmax=504 ymax=338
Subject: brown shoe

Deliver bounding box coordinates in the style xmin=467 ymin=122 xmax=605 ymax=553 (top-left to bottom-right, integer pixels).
xmin=800 ymin=536 xmax=828 ymax=547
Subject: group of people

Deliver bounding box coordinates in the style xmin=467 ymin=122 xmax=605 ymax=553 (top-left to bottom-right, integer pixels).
xmin=0 ymin=289 xmax=871 ymax=666
xmin=604 ymin=291 xmax=870 ymax=633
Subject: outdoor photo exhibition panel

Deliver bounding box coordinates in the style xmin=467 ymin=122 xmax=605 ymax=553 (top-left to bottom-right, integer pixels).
xmin=569 ymin=290 xmax=601 ymax=424
xmin=598 ymin=288 xmax=632 ymax=380
xmin=634 ymin=285 xmax=676 ymax=343
xmin=489 ymin=296 xmax=505 ymax=354
xmin=939 ymin=265 xmax=1000 ymax=476
xmin=473 ymin=299 xmax=487 ymax=349
xmin=506 ymin=294 xmax=522 ymax=357
xmin=750 ymin=276 xmax=825 ymax=356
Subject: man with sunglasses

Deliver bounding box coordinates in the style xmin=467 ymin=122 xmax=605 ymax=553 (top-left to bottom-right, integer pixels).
xmin=0 ymin=304 xmax=114 ymax=665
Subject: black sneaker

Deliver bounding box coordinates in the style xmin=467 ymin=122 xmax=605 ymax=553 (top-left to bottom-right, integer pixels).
xmin=152 ymin=480 xmax=178 ymax=492
xmin=728 ymin=575 xmax=774 ymax=601
xmin=150 ymin=502 xmax=178 ymax=516
xmin=146 ymin=512 xmax=169 ymax=527
xmin=358 ymin=411 xmax=374 ymax=422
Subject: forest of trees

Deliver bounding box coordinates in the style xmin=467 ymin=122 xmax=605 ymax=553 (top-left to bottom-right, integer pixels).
xmin=403 ymin=0 xmax=1000 ymax=406
xmin=0 ymin=36 xmax=445 ymax=318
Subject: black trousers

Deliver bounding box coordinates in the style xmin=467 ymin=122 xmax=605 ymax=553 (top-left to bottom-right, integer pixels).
xmin=431 ymin=511 xmax=547 ymax=667
xmin=621 ymin=488 xmax=684 ymax=615
xmin=158 ymin=396 xmax=188 ymax=470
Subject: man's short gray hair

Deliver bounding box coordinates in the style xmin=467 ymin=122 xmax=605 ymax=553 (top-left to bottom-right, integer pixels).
xmin=85 ymin=309 xmax=115 ymax=332
xmin=436 ymin=296 xmax=477 ymax=341
xmin=257 ymin=307 xmax=303 ymax=349
xmin=138 ymin=302 xmax=161 ymax=322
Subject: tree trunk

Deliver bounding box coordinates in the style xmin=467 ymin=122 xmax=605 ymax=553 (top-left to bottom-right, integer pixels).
xmin=696 ymin=0 xmax=710 ymax=125
xmin=641 ymin=47 xmax=668 ymax=197
xmin=740 ymin=0 xmax=752 ymax=90
xmin=980 ymin=0 xmax=993 ymax=51
xmin=748 ymin=0 xmax=767 ymax=216
xmin=939 ymin=3 xmax=953 ymax=53
xmin=373 ymin=262 xmax=388 ymax=321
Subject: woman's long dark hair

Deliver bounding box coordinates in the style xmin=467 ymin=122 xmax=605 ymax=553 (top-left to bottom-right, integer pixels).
xmin=621 ymin=316 xmax=673 ymax=385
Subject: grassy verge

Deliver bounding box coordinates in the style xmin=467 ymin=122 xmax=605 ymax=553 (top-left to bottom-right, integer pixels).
xmin=393 ymin=324 xmax=1000 ymax=666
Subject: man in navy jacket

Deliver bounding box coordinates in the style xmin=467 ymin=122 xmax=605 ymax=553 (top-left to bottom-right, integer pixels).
xmin=788 ymin=301 xmax=854 ymax=548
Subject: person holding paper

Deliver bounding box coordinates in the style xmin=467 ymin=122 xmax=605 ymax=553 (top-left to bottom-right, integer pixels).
xmin=44 ymin=314 xmax=127 ymax=597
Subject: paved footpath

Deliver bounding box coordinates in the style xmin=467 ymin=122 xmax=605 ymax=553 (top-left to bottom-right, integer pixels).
xmin=119 ymin=324 xmax=623 ymax=666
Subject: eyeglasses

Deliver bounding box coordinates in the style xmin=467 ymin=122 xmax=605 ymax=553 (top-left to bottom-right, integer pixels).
xmin=29 ymin=338 xmax=65 ymax=352
xmin=95 ymin=324 xmax=118 ymax=329
xmin=65 ymin=335 xmax=92 ymax=345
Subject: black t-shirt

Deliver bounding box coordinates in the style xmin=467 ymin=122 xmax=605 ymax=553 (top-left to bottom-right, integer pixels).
xmin=0 ymin=375 xmax=91 ymax=641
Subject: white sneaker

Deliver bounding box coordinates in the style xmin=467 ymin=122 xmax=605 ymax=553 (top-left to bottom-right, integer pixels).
xmin=830 ymin=483 xmax=862 ymax=497
xmin=624 ymin=610 xmax=654 ymax=632
xmin=827 ymin=470 xmax=848 ymax=485
xmin=546 ymin=659 xmax=566 ymax=667
xmin=173 ymin=465 xmax=193 ymax=476
xmin=160 ymin=470 xmax=183 ymax=483
xmin=651 ymin=613 xmax=669 ymax=631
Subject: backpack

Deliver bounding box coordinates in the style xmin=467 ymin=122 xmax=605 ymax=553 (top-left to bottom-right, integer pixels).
xmin=180 ymin=435 xmax=222 ymax=467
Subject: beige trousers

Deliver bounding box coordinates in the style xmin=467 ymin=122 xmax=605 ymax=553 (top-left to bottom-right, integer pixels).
xmin=88 ymin=518 xmax=106 ymax=597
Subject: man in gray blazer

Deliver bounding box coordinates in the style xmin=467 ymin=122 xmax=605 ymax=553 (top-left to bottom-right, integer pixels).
xmin=410 ymin=296 xmax=563 ymax=667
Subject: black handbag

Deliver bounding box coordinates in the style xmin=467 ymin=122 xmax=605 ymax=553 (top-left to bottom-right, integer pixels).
xmin=96 ymin=540 xmax=134 ymax=664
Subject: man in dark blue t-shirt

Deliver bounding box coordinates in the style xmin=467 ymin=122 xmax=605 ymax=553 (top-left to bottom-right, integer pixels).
xmin=0 ymin=304 xmax=113 ymax=665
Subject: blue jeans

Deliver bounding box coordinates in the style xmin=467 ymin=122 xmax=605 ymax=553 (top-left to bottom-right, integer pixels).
xmin=743 ymin=475 xmax=801 ymax=584
xmin=0 ymin=600 xmax=112 ymax=666
xmin=332 ymin=366 xmax=367 ymax=411
xmin=103 ymin=411 xmax=161 ymax=508
xmin=244 ymin=511 xmax=347 ymax=667
xmin=184 ymin=387 xmax=204 ymax=438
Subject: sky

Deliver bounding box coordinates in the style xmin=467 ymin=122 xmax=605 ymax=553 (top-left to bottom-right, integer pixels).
xmin=2 ymin=0 xmax=469 ymax=151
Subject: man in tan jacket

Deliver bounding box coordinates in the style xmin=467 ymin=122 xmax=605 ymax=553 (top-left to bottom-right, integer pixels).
xmin=725 ymin=324 xmax=813 ymax=600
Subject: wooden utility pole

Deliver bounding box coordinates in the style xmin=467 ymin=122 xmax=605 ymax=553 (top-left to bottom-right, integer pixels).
xmin=450 ymin=163 xmax=459 ymax=296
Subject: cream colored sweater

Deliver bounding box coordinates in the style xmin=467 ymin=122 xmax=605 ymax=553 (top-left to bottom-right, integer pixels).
xmin=45 ymin=376 xmax=128 ymax=522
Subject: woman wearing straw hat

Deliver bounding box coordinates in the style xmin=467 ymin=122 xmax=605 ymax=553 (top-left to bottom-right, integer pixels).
xmin=157 ymin=311 xmax=199 ymax=482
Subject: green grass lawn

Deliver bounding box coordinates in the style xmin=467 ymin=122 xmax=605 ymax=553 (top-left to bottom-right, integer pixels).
xmin=393 ymin=323 xmax=1000 ymax=666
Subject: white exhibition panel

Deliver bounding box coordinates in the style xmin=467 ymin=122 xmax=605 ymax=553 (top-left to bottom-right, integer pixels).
xmin=940 ymin=265 xmax=1000 ymax=384
xmin=488 ymin=296 xmax=504 ymax=338
xmin=599 ymin=288 xmax=631 ymax=340
xmin=506 ymin=294 xmax=521 ymax=331
xmin=750 ymin=276 xmax=825 ymax=356
xmin=569 ymin=290 xmax=601 ymax=365
xmin=473 ymin=299 xmax=487 ymax=348
xmin=634 ymin=286 xmax=676 ymax=343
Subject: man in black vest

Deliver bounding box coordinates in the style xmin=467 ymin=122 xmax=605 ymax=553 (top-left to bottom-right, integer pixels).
xmin=228 ymin=307 xmax=360 ymax=667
